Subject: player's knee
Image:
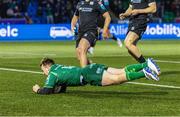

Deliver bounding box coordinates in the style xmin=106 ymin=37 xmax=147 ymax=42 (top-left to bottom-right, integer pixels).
xmin=124 ymin=40 xmax=132 ymax=49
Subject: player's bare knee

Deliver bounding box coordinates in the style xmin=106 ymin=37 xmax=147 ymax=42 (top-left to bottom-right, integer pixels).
xmin=124 ymin=40 xmax=132 ymax=49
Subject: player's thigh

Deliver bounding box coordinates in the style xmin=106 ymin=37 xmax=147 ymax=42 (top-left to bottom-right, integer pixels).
xmin=78 ymin=38 xmax=91 ymax=53
xmin=107 ymin=67 xmax=125 ymax=75
xmin=75 ymin=48 xmax=80 ymax=60
xmin=124 ymin=31 xmax=139 ymax=46
xmin=101 ymin=71 xmax=127 ymax=86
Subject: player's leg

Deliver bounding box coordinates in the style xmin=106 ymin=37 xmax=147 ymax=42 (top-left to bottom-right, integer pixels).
xmin=107 ymin=67 xmax=125 ymax=75
xmin=107 ymin=30 xmax=123 ymax=47
xmin=106 ymin=62 xmax=147 ymax=75
xmin=101 ymin=67 xmax=159 ymax=86
xmin=77 ymin=47 xmax=92 ymax=65
xmin=77 ymin=38 xmax=91 ymax=67
xmin=101 ymin=70 xmax=127 ymax=86
xmin=101 ymin=62 xmax=160 ymax=86
xmin=102 ymin=69 xmax=148 ymax=86
xmin=124 ymin=31 xmax=146 ymax=63
xmin=125 ymin=62 xmax=147 ymax=72
xmin=125 ymin=59 xmax=160 ymax=75
xmin=87 ymin=46 xmax=94 ymax=55
xmin=76 ymin=37 xmax=81 ymax=61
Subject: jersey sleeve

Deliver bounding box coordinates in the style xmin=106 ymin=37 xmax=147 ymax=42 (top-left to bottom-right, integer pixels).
xmin=74 ymin=2 xmax=80 ymax=16
xmin=37 ymin=88 xmax=54 ymax=95
xmin=44 ymin=73 xmax=57 ymax=88
xmin=129 ymin=1 xmax=133 ymax=8
xmin=103 ymin=0 xmax=110 ymax=10
xmin=97 ymin=1 xmax=107 ymax=15
xmin=148 ymin=0 xmax=156 ymax=5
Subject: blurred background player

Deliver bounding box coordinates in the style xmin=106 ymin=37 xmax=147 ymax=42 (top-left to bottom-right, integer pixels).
xmin=74 ymin=0 xmax=123 ymax=55
xmin=71 ymin=0 xmax=111 ymax=67
xmin=97 ymin=0 xmax=123 ymax=47
xmin=119 ymin=0 xmax=157 ymax=63
xmin=33 ymin=57 xmax=160 ymax=94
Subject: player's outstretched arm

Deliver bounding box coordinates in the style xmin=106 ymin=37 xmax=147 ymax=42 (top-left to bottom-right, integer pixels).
xmin=54 ymin=85 xmax=67 ymax=94
xmin=131 ymin=2 xmax=157 ymax=16
xmin=119 ymin=6 xmax=132 ymax=20
xmin=32 ymin=84 xmax=54 ymax=95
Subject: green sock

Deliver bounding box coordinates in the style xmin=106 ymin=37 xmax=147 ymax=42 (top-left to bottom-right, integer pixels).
xmin=126 ymin=71 xmax=145 ymax=81
xmin=125 ymin=62 xmax=147 ymax=73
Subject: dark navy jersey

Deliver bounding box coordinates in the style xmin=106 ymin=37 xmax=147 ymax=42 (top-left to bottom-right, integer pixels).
xmin=74 ymin=0 xmax=107 ymax=32
xmin=130 ymin=0 xmax=156 ymax=19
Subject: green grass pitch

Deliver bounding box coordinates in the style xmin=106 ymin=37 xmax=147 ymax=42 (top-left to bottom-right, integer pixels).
xmin=0 ymin=40 xmax=180 ymax=116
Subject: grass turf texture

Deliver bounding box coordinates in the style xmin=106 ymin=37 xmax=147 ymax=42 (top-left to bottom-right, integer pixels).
xmin=0 ymin=40 xmax=180 ymax=116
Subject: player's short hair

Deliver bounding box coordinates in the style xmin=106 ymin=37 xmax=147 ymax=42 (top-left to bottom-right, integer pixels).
xmin=40 ymin=58 xmax=55 ymax=67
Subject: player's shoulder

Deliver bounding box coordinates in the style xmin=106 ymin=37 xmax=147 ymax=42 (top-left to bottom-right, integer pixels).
xmin=90 ymin=0 xmax=99 ymax=5
xmin=93 ymin=0 xmax=103 ymax=6
xmin=76 ymin=1 xmax=83 ymax=9
xmin=77 ymin=1 xmax=85 ymax=6
xmin=77 ymin=1 xmax=82 ymax=5
xmin=147 ymin=0 xmax=156 ymax=3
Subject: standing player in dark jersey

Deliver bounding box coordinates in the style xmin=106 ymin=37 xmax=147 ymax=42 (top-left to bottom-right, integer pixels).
xmin=87 ymin=0 xmax=122 ymax=54
xmin=71 ymin=0 xmax=111 ymax=67
xmin=97 ymin=0 xmax=122 ymax=47
xmin=119 ymin=0 xmax=157 ymax=63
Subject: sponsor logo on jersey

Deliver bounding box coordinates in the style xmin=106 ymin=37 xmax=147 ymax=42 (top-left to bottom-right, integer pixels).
xmin=79 ymin=7 xmax=93 ymax=12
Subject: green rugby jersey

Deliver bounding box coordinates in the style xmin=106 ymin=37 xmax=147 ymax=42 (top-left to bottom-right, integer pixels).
xmin=44 ymin=64 xmax=83 ymax=88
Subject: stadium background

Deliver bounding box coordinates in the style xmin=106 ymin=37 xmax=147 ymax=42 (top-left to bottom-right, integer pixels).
xmin=0 ymin=0 xmax=180 ymax=116
xmin=1 ymin=0 xmax=180 ymax=23
xmin=0 ymin=0 xmax=180 ymax=41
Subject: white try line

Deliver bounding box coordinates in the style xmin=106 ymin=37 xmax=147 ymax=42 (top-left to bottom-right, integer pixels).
xmin=156 ymin=60 xmax=180 ymax=64
xmin=0 ymin=67 xmax=180 ymax=89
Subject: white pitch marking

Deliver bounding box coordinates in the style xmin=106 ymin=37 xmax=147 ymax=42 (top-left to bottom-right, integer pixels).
xmin=0 ymin=67 xmax=180 ymax=89
xmin=156 ymin=60 xmax=180 ymax=64
xmin=0 ymin=52 xmax=56 ymax=56
xmin=127 ymin=82 xmax=180 ymax=89
xmin=0 ymin=67 xmax=43 ymax=74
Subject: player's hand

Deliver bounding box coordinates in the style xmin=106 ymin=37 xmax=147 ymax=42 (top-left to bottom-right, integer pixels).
xmin=102 ymin=29 xmax=108 ymax=39
xmin=119 ymin=13 xmax=126 ymax=20
xmin=71 ymin=27 xmax=75 ymax=35
xmin=131 ymin=9 xmax=140 ymax=16
xmin=32 ymin=84 xmax=40 ymax=93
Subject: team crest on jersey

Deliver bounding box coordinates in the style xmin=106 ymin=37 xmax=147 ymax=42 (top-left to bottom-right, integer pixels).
xmin=131 ymin=0 xmax=142 ymax=3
